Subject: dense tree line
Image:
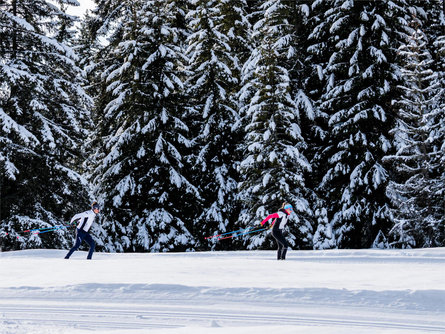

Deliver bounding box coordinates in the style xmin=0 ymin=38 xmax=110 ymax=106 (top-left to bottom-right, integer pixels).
xmin=1 ymin=0 xmax=444 ymax=252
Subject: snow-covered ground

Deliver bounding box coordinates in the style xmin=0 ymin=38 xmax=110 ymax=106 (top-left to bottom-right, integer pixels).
xmin=0 ymin=248 xmax=444 ymax=333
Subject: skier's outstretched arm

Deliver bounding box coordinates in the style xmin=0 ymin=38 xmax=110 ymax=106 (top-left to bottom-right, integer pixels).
xmin=260 ymin=213 xmax=279 ymax=226
xmin=70 ymin=212 xmax=84 ymax=225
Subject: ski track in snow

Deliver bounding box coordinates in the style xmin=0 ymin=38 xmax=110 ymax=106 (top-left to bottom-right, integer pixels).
xmin=0 ymin=249 xmax=444 ymax=333
xmin=1 ymin=300 xmax=445 ymax=333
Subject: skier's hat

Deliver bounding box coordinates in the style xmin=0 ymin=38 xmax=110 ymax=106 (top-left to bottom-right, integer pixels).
xmin=92 ymin=202 xmax=100 ymax=211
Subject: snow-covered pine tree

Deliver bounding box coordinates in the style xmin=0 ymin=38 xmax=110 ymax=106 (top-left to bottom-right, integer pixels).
xmin=55 ymin=0 xmax=78 ymax=44
xmin=305 ymin=0 xmax=337 ymax=250
xmin=386 ymin=10 xmax=444 ymax=248
xmin=0 ymin=0 xmax=91 ymax=250
xmin=288 ymin=0 xmax=318 ymax=250
xmin=238 ymin=0 xmax=313 ymax=250
xmin=72 ymin=8 xmax=113 ymax=252
xmin=425 ymin=0 xmax=445 ymax=247
xmin=437 ymin=5 xmax=445 ymax=247
xmin=74 ymin=10 xmax=101 ymax=95
xmin=317 ymin=0 xmax=408 ymax=248
xmin=184 ymin=0 xmax=250 ymax=250
xmin=243 ymin=0 xmax=263 ymax=28
xmin=90 ymin=0 xmax=198 ymax=252
xmin=418 ymin=0 xmax=445 ymax=72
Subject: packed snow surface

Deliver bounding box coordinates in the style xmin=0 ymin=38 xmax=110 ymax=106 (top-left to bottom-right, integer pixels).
xmin=1 ymin=248 xmax=444 ymax=333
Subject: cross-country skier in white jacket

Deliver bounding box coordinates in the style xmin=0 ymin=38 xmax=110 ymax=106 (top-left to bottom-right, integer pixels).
xmin=64 ymin=202 xmax=100 ymax=260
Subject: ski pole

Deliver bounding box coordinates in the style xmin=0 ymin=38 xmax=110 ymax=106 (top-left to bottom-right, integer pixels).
xmin=15 ymin=225 xmax=75 ymax=239
xmin=6 ymin=227 xmax=51 ymax=234
xmin=205 ymin=229 xmax=243 ymax=240
xmin=5 ymin=223 xmax=74 ymax=236
xmin=28 ymin=226 xmax=60 ymax=233
xmin=32 ymin=225 xmax=72 ymax=235
xmin=218 ymin=227 xmax=267 ymax=241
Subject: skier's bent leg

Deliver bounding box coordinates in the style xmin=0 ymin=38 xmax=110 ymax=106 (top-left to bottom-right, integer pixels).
xmin=65 ymin=233 xmax=83 ymax=259
xmin=276 ymin=243 xmax=283 ymax=260
xmin=278 ymin=233 xmax=289 ymax=260
xmin=84 ymin=233 xmax=95 ymax=260
xmin=280 ymin=237 xmax=289 ymax=260
xmin=281 ymin=247 xmax=288 ymax=260
xmin=272 ymin=229 xmax=284 ymax=260
xmin=273 ymin=229 xmax=288 ymax=260
xmin=65 ymin=229 xmax=85 ymax=259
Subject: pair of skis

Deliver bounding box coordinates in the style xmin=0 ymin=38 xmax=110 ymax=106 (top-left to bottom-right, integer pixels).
xmin=205 ymin=226 xmax=267 ymax=241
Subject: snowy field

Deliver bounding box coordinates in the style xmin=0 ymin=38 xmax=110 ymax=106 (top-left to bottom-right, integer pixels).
xmin=0 ymin=248 xmax=445 ymax=334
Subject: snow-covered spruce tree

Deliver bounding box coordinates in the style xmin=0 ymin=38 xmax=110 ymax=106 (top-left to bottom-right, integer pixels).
xmin=90 ymin=0 xmax=198 ymax=252
xmin=423 ymin=0 xmax=445 ymax=248
xmin=185 ymin=0 xmax=250 ymax=250
xmin=237 ymin=0 xmax=313 ymax=250
xmin=74 ymin=10 xmax=101 ymax=95
xmin=317 ymin=0 xmax=408 ymax=248
xmin=436 ymin=13 xmax=445 ymax=248
xmin=423 ymin=0 xmax=445 ymax=247
xmin=287 ymin=1 xmax=320 ymax=250
xmin=281 ymin=0 xmax=333 ymax=251
xmin=385 ymin=14 xmax=445 ymax=248
xmin=0 ymin=0 xmax=91 ymax=250
xmin=243 ymin=0 xmax=263 ymax=28
xmin=73 ymin=8 xmax=115 ymax=252
xmin=418 ymin=0 xmax=445 ymax=73
xmin=304 ymin=0 xmax=338 ymax=250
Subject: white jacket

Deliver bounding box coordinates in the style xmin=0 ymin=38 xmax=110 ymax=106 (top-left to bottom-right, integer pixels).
xmin=275 ymin=210 xmax=289 ymax=229
xmin=70 ymin=210 xmax=97 ymax=232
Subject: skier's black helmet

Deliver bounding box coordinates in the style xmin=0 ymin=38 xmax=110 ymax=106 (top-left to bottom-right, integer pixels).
xmin=92 ymin=202 xmax=100 ymax=211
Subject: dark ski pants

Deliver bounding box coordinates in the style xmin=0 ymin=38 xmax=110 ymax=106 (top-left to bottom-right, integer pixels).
xmin=272 ymin=228 xmax=288 ymax=260
xmin=65 ymin=229 xmax=95 ymax=260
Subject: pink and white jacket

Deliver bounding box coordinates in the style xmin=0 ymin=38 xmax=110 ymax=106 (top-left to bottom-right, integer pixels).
xmin=260 ymin=209 xmax=290 ymax=230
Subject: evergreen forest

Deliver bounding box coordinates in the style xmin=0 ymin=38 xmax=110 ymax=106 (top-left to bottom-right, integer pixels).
xmin=0 ymin=0 xmax=444 ymax=252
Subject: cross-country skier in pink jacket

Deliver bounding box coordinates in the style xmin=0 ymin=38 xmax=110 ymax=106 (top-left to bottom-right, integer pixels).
xmin=260 ymin=203 xmax=293 ymax=260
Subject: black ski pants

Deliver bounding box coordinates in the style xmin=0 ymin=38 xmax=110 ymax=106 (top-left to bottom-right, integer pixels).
xmin=65 ymin=228 xmax=95 ymax=260
xmin=271 ymin=228 xmax=288 ymax=260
